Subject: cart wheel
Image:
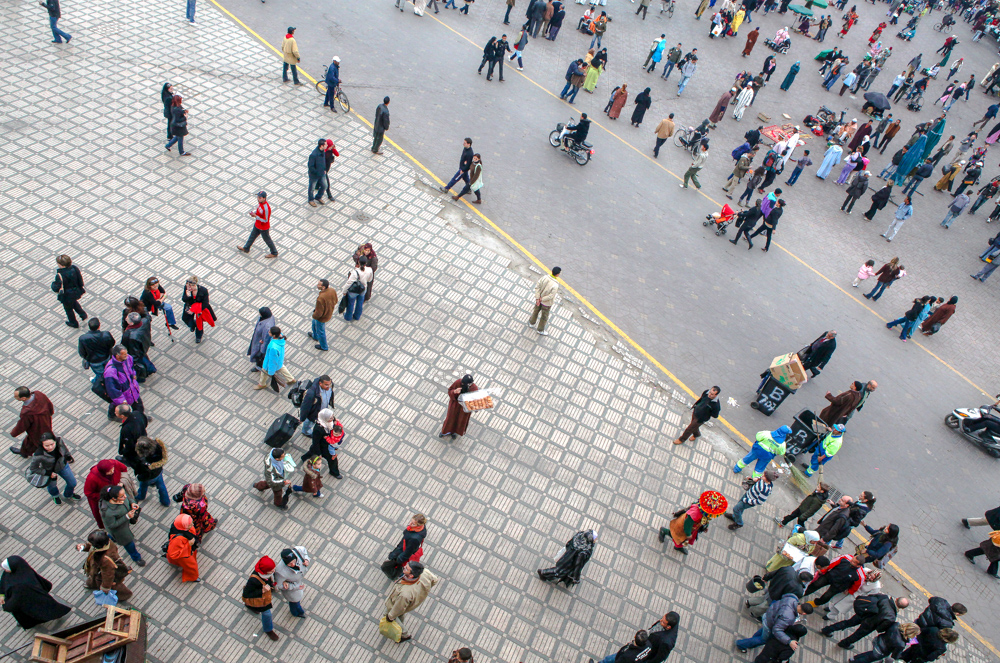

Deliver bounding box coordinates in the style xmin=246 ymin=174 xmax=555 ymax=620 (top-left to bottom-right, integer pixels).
xmin=750 ymin=401 xmax=759 ymax=410
xmin=786 ymin=453 xmax=797 ymax=463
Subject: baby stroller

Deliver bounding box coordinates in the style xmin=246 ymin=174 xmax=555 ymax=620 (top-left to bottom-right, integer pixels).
xmin=896 ymin=26 xmax=916 ymax=40
xmin=764 ymin=36 xmax=791 ymax=53
xmin=907 ymin=90 xmax=923 ymax=111
xmin=704 ymin=204 xmax=736 ymax=236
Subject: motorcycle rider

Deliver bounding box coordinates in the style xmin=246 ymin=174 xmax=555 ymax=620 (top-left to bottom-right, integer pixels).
xmin=560 ymin=113 xmax=591 ymax=151
xmin=962 ymin=394 xmax=1000 ymax=438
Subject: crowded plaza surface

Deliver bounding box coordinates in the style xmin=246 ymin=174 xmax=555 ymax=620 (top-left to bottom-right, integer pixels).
xmin=2 ymin=0 xmax=1000 ymax=660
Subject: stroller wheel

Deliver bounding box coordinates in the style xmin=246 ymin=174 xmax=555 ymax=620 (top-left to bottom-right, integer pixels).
xmin=716 ymin=228 xmax=722 ymax=235
xmin=721 ymin=227 xmax=728 ymax=235
xmin=703 ymin=220 xmax=711 ymax=226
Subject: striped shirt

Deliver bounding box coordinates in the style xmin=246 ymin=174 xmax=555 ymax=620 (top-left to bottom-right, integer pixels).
xmin=742 ymin=479 xmax=773 ymax=507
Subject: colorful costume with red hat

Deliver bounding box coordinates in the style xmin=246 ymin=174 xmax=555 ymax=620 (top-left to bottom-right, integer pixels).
xmin=165 ymin=514 xmax=200 ymax=582
xmin=659 ymin=491 xmax=728 ymax=554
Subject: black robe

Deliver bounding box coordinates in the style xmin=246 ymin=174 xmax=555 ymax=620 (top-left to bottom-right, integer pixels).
xmin=798 ymin=333 xmax=836 ymax=370
xmin=0 ymin=556 xmax=71 ymax=629
xmin=538 ymin=530 xmax=595 ymax=586
xmin=631 ymin=91 xmax=652 ymax=125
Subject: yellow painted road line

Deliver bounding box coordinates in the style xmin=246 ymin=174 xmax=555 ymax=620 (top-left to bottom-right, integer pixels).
xmin=207 ymin=1 xmax=999 ymax=656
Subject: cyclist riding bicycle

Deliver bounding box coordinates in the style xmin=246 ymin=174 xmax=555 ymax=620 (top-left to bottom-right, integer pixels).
xmin=941 ymin=13 xmax=955 ymax=28
xmin=561 ymin=113 xmax=591 ymax=150
xmin=324 ymin=56 xmax=341 ymax=112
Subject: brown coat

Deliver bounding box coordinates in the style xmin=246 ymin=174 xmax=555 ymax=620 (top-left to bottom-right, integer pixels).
xmin=742 ymin=28 xmax=759 ymax=56
xmin=10 ymin=391 xmax=54 ymax=458
xmin=654 ymin=118 xmax=676 ymax=139
xmin=440 ymin=379 xmax=478 ymax=437
xmin=819 ymin=388 xmax=862 ymax=426
xmin=312 ymin=286 xmax=339 ymax=322
xmin=921 ymin=303 xmax=955 ymax=331
xmin=302 ymin=463 xmax=323 ymax=494
xmin=82 ymin=542 xmax=133 ymax=602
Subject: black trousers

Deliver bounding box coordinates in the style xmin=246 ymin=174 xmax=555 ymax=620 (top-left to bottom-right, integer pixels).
xmin=62 ymin=298 xmax=86 ymax=325
xmin=804 ymin=576 xmax=848 ymax=605
xmin=780 ymin=506 xmax=810 ymax=526
xmin=842 ymin=193 xmax=861 ymax=212
xmin=748 ymin=225 xmax=773 ymax=250
xmin=732 ymin=223 xmax=755 ymax=247
xmin=244 ymin=226 xmax=278 ymax=255
xmin=966 ymin=547 xmax=1000 ymax=575
xmin=636 ymin=4 xmax=648 ymax=18
xmin=863 ymin=202 xmax=882 ymax=220
xmin=478 ymin=55 xmax=490 ymax=73
xmin=823 ymin=613 xmax=877 ymax=647
xmin=654 ymin=137 xmax=667 ymax=157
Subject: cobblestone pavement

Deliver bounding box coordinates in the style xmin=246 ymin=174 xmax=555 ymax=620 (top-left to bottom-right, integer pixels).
xmin=0 ymin=0 xmax=995 ymax=662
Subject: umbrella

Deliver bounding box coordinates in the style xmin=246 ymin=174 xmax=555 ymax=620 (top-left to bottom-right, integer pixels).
xmin=894 ymin=134 xmax=927 ymax=187
xmin=923 ymin=116 xmax=946 ymax=160
xmin=863 ymin=92 xmax=891 ymax=111
xmin=789 ymin=4 xmax=814 ymax=16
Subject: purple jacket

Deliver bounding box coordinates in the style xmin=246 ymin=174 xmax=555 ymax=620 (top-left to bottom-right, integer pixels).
xmin=103 ymin=356 xmax=141 ymax=405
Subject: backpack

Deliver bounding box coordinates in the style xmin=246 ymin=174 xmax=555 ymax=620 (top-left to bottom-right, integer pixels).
xmin=762 ymin=152 xmax=778 ymax=169
xmin=287 ymin=379 xmax=315 ymax=408
xmin=854 ymin=595 xmax=879 ymax=615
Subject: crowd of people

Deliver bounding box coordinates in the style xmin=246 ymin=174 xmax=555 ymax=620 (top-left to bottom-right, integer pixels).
xmin=10 ymin=0 xmax=1000 ymax=659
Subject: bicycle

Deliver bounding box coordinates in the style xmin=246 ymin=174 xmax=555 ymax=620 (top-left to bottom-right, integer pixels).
xmin=315 ymin=66 xmax=351 ymax=112
xmin=660 ymin=0 xmax=674 ymax=16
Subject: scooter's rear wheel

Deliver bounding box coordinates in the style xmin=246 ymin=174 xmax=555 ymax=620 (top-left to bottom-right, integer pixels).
xmin=944 ymin=413 xmax=960 ymax=429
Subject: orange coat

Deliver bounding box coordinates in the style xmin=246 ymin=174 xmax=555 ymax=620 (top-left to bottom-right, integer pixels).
xmin=166 ymin=531 xmax=199 ymax=582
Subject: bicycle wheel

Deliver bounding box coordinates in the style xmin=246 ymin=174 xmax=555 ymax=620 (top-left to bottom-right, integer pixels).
xmin=934 ymin=22 xmax=943 ymax=30
xmin=337 ymin=88 xmax=351 ymax=113
xmin=673 ymin=129 xmax=688 ymax=148
xmin=316 ymin=66 xmax=328 ymax=94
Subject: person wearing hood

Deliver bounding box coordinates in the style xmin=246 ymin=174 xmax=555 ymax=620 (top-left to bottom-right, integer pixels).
xmin=254 ymin=447 xmax=292 ymax=508
xmin=76 ymin=530 xmax=133 ymax=605
xmin=920 ymin=296 xmax=957 ymax=335
xmin=863 ymin=182 xmax=893 ymax=221
xmin=274 ymin=546 xmax=310 ymax=617
xmin=804 ymin=424 xmax=845 ymax=477
xmin=9 ymin=386 xmax=54 ymax=458
xmin=841 ymin=170 xmax=870 ymax=213
xmin=743 ymin=27 xmax=759 ymax=56
xmin=0 ymin=556 xmax=71 ymax=629
xmin=383 ymin=561 xmax=440 ymax=642
xmin=303 ymin=408 xmax=343 ymax=479
xmin=161 ymin=83 xmax=175 ymax=138
xmin=309 ymin=279 xmax=338 ymax=352
xmin=780 ymin=61 xmax=800 ymax=91
xmin=133 ymin=436 xmax=169 ymax=507
xmin=247 ymin=306 xmax=275 ymax=371
xmin=676 ymin=386 xmax=721 ymax=445
xmin=816 ymin=140 xmax=844 ymax=179
xmin=537 ymin=529 xmax=597 ymax=586
xmin=735 ymin=426 xmax=790 ymax=478
xmin=243 ymin=556 xmax=280 ymax=641
xmin=83 ymin=459 xmax=128 ymax=528
xmin=710 ymin=88 xmax=735 ymax=123
xmin=726 ymin=470 xmax=777 ymax=529
xmin=165 ymin=514 xmax=202 ymax=583
xmin=820 ymin=383 xmax=863 ymax=426
xmin=122 ymin=311 xmax=155 ymax=380
xmin=256 ymin=327 xmax=295 ymax=393
xmin=439 ymin=374 xmax=479 ymax=439
xmin=733 ymin=85 xmax=755 ymax=121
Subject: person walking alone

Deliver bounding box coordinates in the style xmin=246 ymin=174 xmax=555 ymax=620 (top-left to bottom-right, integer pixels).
xmin=309 ymin=279 xmax=337 ymax=351
xmin=726 ymin=470 xmax=776 ymax=529
xmin=653 ymin=113 xmax=675 ymax=158
xmin=382 ymin=562 xmax=439 ymax=642
xmin=40 ymin=0 xmax=71 ymax=43
xmin=372 ymin=97 xmax=391 ymax=155
xmin=281 ymin=28 xmax=301 ymax=84
xmin=53 ymin=255 xmax=87 ymax=327
xmin=881 ymin=197 xmax=912 ymax=241
xmin=680 ymin=143 xmax=709 ymax=189
xmin=528 ymin=267 xmax=561 ymax=335
xmin=675 ymin=386 xmax=721 ymax=445
xmin=239 ymin=191 xmax=277 ymax=258
xmin=381 ymin=513 xmax=427 ymax=580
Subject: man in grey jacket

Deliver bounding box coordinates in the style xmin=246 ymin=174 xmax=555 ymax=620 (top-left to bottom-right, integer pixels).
xmin=529 ymin=267 xmax=561 ymax=335
xmin=372 ymin=97 xmax=390 ymax=155
xmin=736 ymin=594 xmax=812 ymax=653
xmin=680 ymin=143 xmax=709 ymax=189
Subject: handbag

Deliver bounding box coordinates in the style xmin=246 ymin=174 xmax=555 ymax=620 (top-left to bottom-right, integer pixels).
xmin=25 ymin=466 xmax=50 ymax=488
xmin=379 ymin=615 xmax=403 ymax=642
xmin=337 ymin=293 xmax=348 ymax=314
xmin=470 ymin=173 xmax=484 ymax=192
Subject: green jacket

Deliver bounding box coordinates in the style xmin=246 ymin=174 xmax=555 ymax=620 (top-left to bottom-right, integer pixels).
xmin=755 ymin=430 xmax=786 ymax=456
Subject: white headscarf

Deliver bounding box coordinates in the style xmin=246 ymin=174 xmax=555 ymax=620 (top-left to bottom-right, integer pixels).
xmin=317 ymin=408 xmax=335 ymax=430
xmin=0 ymin=559 xmax=10 ymax=573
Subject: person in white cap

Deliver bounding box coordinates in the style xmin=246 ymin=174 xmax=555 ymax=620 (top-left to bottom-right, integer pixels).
xmin=323 ymin=56 xmax=341 ymax=112
xmin=841 ymin=170 xmax=871 ymax=214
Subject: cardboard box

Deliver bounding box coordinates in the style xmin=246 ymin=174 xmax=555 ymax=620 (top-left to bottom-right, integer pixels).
xmin=769 ymin=353 xmax=808 ymax=389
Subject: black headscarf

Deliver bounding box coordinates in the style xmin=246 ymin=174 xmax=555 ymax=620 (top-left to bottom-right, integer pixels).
xmin=460 ymin=374 xmax=474 ymax=394
xmin=258 ymin=307 xmax=273 ymax=321
xmin=0 ymin=556 xmax=71 ymax=629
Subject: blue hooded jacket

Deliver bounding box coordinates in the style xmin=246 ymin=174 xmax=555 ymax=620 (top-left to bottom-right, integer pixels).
xmin=262 ymin=336 xmax=286 ymax=375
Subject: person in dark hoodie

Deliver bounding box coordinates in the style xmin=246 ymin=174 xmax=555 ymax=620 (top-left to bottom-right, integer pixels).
xmin=478 ymin=37 xmax=497 ymax=76
xmin=382 ymin=513 xmax=427 ymax=580
xmin=31 ymin=432 xmax=80 ymax=505
xmin=247 ymin=307 xmax=276 ymax=372
xmin=864 ymin=182 xmax=894 ymax=221
xmin=754 ymin=622 xmax=808 ymax=663
xmin=307 ymin=138 xmax=327 ymax=207
xmin=0 ymin=556 xmax=71 ymax=630
xmin=899 ymin=627 xmax=959 ymax=662
xmin=589 ymin=629 xmax=653 ymax=663
xmin=161 ymin=83 xmax=175 ymax=138
xmin=822 ymin=594 xmax=909 ymax=650
xmin=122 ymin=311 xmax=155 ymax=381
xmin=675 ymin=386 xmax=721 ymax=445
xmin=9 ymin=387 xmax=54 ymax=458
xmin=646 ymin=611 xmax=679 ymax=662
xmin=849 ymin=622 xmax=920 ymax=663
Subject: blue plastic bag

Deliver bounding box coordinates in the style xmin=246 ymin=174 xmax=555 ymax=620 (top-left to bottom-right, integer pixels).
xmin=93 ymin=589 xmax=119 ymax=606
